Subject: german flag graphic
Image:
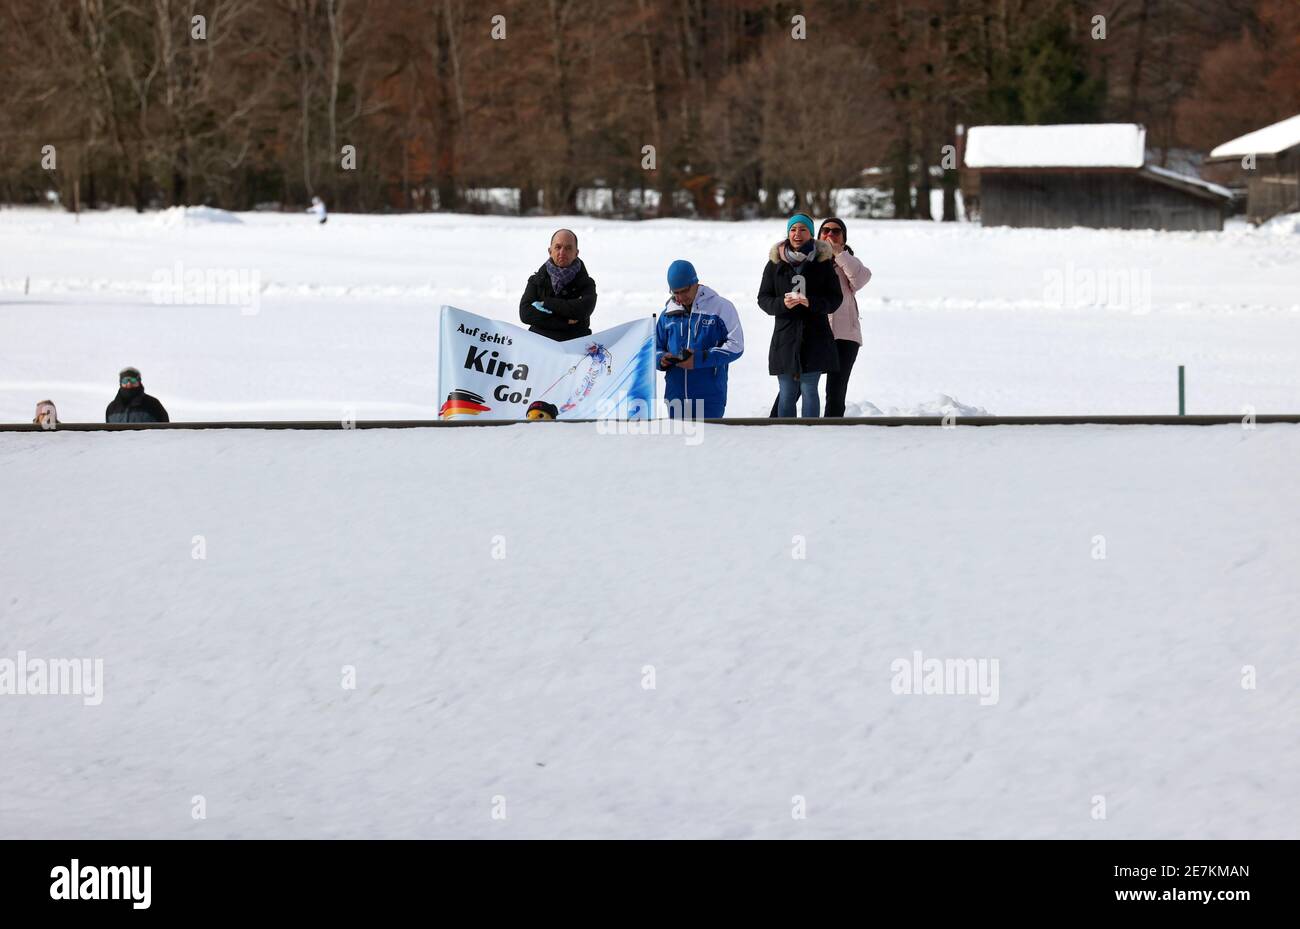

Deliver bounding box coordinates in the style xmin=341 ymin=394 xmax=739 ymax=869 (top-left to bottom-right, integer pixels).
xmin=439 ymin=389 xmax=491 ymax=419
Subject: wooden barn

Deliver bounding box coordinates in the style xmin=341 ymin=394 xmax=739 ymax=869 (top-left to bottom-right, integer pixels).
xmin=963 ymin=124 xmax=1231 ymax=231
xmin=1205 ymin=114 xmax=1300 ymax=224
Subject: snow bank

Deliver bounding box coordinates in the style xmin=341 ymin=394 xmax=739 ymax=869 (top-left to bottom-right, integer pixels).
xmin=152 ymin=205 xmax=244 ymax=227
xmin=2 ymin=424 xmax=1297 ymax=838
xmin=1261 ymin=212 xmax=1300 ymax=236
xmin=846 ymin=394 xmax=989 ymax=417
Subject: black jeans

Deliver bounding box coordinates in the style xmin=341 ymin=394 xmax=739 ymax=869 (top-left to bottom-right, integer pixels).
xmin=768 ymin=340 xmax=860 ymax=417
xmin=823 ymin=340 xmax=859 ymax=417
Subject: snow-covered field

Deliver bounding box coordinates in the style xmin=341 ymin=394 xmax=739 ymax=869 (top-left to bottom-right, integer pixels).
xmin=1 ymin=423 xmax=1297 ymax=838
xmin=1 ymin=209 xmax=1298 ymax=839
xmin=1 ymin=207 xmax=1298 ymax=421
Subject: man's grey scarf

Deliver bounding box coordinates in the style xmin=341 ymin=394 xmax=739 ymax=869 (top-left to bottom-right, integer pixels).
xmin=545 ymin=258 xmax=584 ymax=293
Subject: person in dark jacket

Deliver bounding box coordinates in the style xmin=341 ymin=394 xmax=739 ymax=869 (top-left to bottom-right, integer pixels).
xmin=518 ymin=229 xmax=597 ymax=341
xmin=105 ymin=367 xmax=169 ymax=423
xmin=757 ymin=213 xmax=842 ymax=417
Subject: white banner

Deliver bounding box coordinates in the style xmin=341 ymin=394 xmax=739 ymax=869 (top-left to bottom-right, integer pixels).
xmin=438 ymin=306 xmax=654 ymax=420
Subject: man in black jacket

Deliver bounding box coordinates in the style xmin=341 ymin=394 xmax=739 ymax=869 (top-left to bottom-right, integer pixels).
xmin=105 ymin=367 xmax=170 ymax=423
xmin=518 ymin=229 xmax=597 ymax=341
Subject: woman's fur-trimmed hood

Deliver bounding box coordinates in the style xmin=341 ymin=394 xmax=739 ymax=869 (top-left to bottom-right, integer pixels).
xmin=769 ymin=238 xmax=834 ymax=264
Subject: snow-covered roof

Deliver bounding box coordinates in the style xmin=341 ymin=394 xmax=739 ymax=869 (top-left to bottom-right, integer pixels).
xmin=964 ymin=124 xmax=1146 ymax=169
xmin=1209 ymin=114 xmax=1300 ymax=159
xmin=1140 ymin=165 xmax=1234 ymax=201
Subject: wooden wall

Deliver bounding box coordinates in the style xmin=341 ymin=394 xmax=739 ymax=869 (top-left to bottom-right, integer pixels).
xmin=1246 ymin=148 xmax=1300 ymax=223
xmin=979 ymin=172 xmax=1225 ymax=230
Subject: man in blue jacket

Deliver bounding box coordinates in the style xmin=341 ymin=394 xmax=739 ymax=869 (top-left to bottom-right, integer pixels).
xmin=656 ymin=260 xmax=744 ymax=419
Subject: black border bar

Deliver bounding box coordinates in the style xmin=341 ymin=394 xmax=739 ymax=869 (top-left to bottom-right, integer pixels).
xmin=0 ymin=838 xmax=1286 ymax=917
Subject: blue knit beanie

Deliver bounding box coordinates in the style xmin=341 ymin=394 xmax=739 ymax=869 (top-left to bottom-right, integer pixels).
xmin=666 ymin=259 xmax=698 ymax=290
xmin=786 ymin=213 xmax=815 ymax=236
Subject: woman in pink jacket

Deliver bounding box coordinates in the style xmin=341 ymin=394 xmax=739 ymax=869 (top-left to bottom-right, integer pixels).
xmin=817 ymin=217 xmax=871 ymax=417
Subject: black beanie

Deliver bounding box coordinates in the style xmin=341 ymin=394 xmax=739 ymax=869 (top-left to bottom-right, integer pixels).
xmin=527 ymin=400 xmax=559 ymax=421
xmin=818 ymin=217 xmax=852 ymax=254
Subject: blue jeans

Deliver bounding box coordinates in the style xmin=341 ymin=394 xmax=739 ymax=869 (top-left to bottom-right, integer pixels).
xmin=777 ymin=373 xmax=821 ymax=418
